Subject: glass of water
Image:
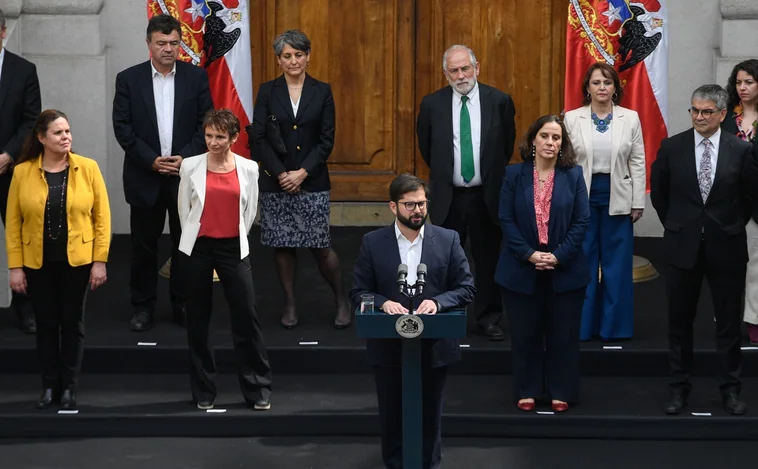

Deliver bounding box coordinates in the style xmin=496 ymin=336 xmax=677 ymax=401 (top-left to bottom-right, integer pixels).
xmin=360 ymin=294 xmax=374 ymax=313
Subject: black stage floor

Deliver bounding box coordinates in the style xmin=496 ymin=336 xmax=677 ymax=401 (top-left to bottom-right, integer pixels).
xmin=1 ymin=228 xmax=757 ymax=441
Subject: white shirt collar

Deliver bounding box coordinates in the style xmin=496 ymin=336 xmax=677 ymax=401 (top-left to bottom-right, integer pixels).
xmin=695 ymin=127 xmax=721 ymax=147
xmin=394 ymin=221 xmax=424 ymax=243
xmin=453 ymin=81 xmax=479 ymax=103
xmin=151 ymin=60 xmax=176 ymax=78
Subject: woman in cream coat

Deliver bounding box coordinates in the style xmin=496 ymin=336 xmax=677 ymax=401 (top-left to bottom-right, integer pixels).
xmin=564 ymin=62 xmax=645 ymax=341
xmin=178 ymin=109 xmax=272 ymax=411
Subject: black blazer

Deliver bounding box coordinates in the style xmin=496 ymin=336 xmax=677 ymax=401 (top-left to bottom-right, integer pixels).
xmin=416 ymin=83 xmax=516 ymax=225
xmin=251 ymin=74 xmax=335 ymax=193
xmin=722 ymin=110 xmax=758 ymax=222
xmin=0 ymin=50 xmax=41 ymax=162
xmin=495 ymin=163 xmax=590 ymax=295
xmin=651 ymin=129 xmax=758 ymax=270
xmin=350 ymin=224 xmax=476 ymax=368
xmin=112 ymin=60 xmax=213 ymax=208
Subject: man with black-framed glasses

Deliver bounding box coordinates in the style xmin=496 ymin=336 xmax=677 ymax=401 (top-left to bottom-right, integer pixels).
xmin=651 ymin=84 xmax=758 ymax=416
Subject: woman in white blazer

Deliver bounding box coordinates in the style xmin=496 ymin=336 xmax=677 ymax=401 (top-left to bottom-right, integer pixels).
xmin=178 ymin=109 xmax=272 ymax=411
xmin=564 ymin=63 xmax=645 ymax=341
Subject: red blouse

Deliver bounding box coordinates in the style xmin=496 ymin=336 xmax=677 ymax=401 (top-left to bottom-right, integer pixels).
xmin=198 ymin=169 xmax=240 ymax=239
xmin=533 ymin=166 xmax=555 ymax=246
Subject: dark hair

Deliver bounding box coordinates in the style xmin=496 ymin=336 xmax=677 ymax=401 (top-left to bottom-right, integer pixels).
xmin=389 ymin=174 xmax=428 ymax=202
xmin=17 ymin=110 xmax=69 ymax=165
xmin=518 ymin=115 xmax=577 ymax=169
xmin=582 ymin=62 xmax=624 ymax=106
xmin=203 ymin=109 xmax=240 ymax=137
xmin=726 ymin=59 xmax=758 ymax=110
xmin=273 ymin=30 xmax=311 ymax=56
xmin=147 ymin=14 xmax=181 ymax=41
xmin=0 ymin=8 xmax=6 ymax=30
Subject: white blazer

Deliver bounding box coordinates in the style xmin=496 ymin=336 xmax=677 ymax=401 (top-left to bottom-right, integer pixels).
xmin=177 ymin=152 xmax=259 ymax=258
xmin=563 ymin=105 xmax=646 ymax=215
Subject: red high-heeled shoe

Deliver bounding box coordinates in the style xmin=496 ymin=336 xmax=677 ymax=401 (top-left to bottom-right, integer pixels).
xmin=551 ymin=401 xmax=569 ymax=412
xmin=517 ymin=399 xmax=535 ymax=412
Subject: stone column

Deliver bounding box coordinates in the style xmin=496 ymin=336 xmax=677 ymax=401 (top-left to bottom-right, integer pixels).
xmin=717 ymin=0 xmax=758 ymax=84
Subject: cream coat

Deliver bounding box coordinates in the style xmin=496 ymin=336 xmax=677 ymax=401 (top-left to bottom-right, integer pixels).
xmin=563 ymin=105 xmax=646 ymax=215
xmin=178 ymin=153 xmax=259 ymax=258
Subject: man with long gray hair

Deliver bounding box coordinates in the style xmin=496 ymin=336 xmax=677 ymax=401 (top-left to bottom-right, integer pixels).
xmin=416 ymin=45 xmax=516 ymax=341
xmin=651 ymin=84 xmax=758 ymax=416
xmin=0 ymin=8 xmax=41 ymax=334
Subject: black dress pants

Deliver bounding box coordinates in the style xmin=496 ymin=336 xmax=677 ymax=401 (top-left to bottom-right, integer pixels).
xmin=373 ymin=365 xmax=448 ymax=469
xmin=24 ymin=262 xmax=90 ymax=389
xmin=502 ymin=273 xmax=585 ymax=403
xmin=666 ymin=241 xmax=744 ymax=394
xmin=186 ymin=237 xmax=272 ymax=403
xmin=441 ymin=187 xmax=503 ymax=327
xmin=129 ymin=178 xmax=185 ymax=315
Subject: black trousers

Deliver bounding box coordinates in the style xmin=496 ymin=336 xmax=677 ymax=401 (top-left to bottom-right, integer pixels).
xmin=502 ymin=276 xmax=585 ymax=403
xmin=129 ymin=179 xmax=185 ymax=315
xmin=373 ymin=365 xmax=448 ymax=469
xmin=441 ymin=187 xmax=502 ymax=327
xmin=0 ymin=172 xmax=33 ymax=317
xmin=666 ymin=242 xmax=744 ymax=394
xmin=186 ymin=237 xmax=272 ymax=403
xmin=24 ymin=262 xmax=90 ymax=389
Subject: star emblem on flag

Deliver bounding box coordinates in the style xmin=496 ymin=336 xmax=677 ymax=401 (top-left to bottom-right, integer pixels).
xmin=184 ymin=0 xmax=209 ymax=24
xmin=602 ymin=4 xmax=624 ymax=25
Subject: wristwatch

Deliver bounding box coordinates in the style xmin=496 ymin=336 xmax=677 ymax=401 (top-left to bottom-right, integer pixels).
xmin=432 ymin=299 xmax=442 ymax=312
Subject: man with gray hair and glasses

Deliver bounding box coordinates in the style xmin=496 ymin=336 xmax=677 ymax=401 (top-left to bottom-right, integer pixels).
xmin=651 ymin=84 xmax=758 ymax=416
xmin=0 ymin=8 xmax=41 ymax=334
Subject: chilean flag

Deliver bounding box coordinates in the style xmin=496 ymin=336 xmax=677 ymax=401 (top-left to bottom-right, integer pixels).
xmin=147 ymin=0 xmax=253 ymax=156
xmin=565 ymin=0 xmax=669 ymax=190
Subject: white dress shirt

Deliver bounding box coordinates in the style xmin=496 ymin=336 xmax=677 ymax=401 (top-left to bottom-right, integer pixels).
xmin=395 ymin=221 xmax=424 ymax=286
xmin=291 ymin=97 xmax=299 ymax=117
xmin=452 ymin=82 xmax=482 ymax=187
xmin=0 ymin=48 xmax=5 ymax=88
xmin=695 ymin=127 xmax=720 ymax=185
xmin=151 ymin=61 xmax=176 ymax=157
xmin=591 ymin=124 xmax=613 ymax=174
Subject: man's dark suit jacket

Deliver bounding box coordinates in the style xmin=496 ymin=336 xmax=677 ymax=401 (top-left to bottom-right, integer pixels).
xmin=350 ymin=223 xmax=476 ymax=368
xmin=651 ymin=128 xmax=758 ymax=270
xmin=252 ymin=74 xmax=334 ymax=193
xmin=0 ymin=50 xmax=41 ymax=162
xmin=416 ymin=83 xmax=516 ymax=224
xmin=721 ymin=111 xmax=758 ymax=222
xmin=112 ymin=60 xmax=213 ymax=208
xmin=494 ymin=163 xmax=590 ymax=295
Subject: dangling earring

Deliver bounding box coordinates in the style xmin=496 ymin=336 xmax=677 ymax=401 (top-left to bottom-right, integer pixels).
xmin=532 ymin=145 xmax=536 ymax=159
xmin=612 ymin=91 xmax=618 ymax=102
xmin=558 ymin=149 xmax=563 ymax=161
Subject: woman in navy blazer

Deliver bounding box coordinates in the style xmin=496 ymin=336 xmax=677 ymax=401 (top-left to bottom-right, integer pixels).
xmin=495 ymin=115 xmax=590 ymax=413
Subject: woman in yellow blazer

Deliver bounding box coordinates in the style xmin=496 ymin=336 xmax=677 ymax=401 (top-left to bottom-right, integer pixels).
xmin=6 ymin=109 xmax=111 ymax=410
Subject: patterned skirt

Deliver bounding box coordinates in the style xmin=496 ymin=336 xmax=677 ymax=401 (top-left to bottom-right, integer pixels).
xmin=259 ymin=190 xmax=332 ymax=248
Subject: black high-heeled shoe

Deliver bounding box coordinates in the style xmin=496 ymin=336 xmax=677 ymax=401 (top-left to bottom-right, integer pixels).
xmin=60 ymin=388 xmax=77 ymax=410
xmin=36 ymin=388 xmax=55 ymax=409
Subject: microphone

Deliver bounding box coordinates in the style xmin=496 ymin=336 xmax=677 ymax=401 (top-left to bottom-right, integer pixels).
xmin=397 ymin=264 xmax=408 ymax=293
xmin=416 ymin=263 xmax=427 ymax=295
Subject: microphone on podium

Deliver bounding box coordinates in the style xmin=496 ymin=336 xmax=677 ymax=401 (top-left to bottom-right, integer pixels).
xmin=397 ymin=264 xmax=408 ymax=293
xmin=416 ymin=263 xmax=427 ymax=295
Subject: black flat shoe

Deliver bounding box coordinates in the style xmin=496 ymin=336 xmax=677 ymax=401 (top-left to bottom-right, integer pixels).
xmin=664 ymin=390 xmax=687 ymax=415
xmin=60 ymin=388 xmax=76 ymax=410
xmin=36 ymin=388 xmax=54 ymax=409
xmin=252 ymin=397 xmax=271 ymax=411
xmin=723 ymin=392 xmax=747 ymax=416
xmin=129 ymin=311 xmax=152 ymax=332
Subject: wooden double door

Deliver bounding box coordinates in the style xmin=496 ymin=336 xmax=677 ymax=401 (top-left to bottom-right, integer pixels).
xmin=250 ymin=0 xmax=567 ymax=201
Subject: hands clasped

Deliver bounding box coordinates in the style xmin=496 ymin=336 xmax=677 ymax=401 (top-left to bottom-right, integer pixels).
xmin=528 ymin=251 xmax=559 ymax=271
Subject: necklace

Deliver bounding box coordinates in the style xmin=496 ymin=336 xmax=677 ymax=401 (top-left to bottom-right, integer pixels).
xmin=591 ymin=112 xmax=613 ymax=133
xmin=46 ymin=167 xmax=68 ymax=241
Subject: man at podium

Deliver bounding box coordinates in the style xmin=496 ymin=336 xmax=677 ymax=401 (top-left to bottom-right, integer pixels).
xmin=350 ymin=174 xmax=476 ymax=469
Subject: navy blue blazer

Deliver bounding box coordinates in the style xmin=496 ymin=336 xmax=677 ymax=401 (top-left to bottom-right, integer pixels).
xmin=495 ymin=162 xmax=590 ymax=295
xmin=350 ymin=223 xmax=476 ymax=368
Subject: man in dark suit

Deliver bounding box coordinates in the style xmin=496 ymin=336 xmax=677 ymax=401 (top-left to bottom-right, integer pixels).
xmin=416 ymin=44 xmax=516 ymax=341
xmin=651 ymin=84 xmax=758 ymax=416
xmin=113 ymin=14 xmax=213 ymax=332
xmin=0 ymin=9 xmax=40 ymax=333
xmin=350 ymin=174 xmax=476 ymax=469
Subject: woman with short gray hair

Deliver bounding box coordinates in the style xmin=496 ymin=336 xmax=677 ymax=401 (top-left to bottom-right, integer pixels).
xmin=251 ymin=30 xmax=351 ymax=329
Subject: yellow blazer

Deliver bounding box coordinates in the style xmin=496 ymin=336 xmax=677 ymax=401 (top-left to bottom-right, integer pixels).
xmin=5 ymin=152 xmax=111 ymax=269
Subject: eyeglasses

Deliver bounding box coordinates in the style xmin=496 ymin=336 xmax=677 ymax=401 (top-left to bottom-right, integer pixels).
xmin=399 ymin=200 xmax=430 ymax=211
xmin=688 ymin=107 xmax=719 ymax=118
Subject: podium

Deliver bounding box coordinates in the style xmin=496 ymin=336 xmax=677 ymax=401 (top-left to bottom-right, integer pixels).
xmin=356 ymin=307 xmax=467 ymax=469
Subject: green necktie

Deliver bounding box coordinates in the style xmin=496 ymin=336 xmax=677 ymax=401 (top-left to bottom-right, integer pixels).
xmin=460 ymin=95 xmax=475 ymax=183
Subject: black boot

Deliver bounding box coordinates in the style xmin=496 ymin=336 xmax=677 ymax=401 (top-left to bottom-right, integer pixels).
xmin=36 ymin=388 xmax=54 ymax=409
xmin=60 ymin=388 xmax=77 ymax=410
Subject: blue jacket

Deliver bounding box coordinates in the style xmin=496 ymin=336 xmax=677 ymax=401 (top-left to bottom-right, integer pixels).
xmin=495 ymin=162 xmax=590 ymax=295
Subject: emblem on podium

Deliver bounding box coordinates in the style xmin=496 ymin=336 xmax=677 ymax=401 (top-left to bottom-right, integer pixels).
xmin=395 ymin=315 xmax=424 ymax=339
